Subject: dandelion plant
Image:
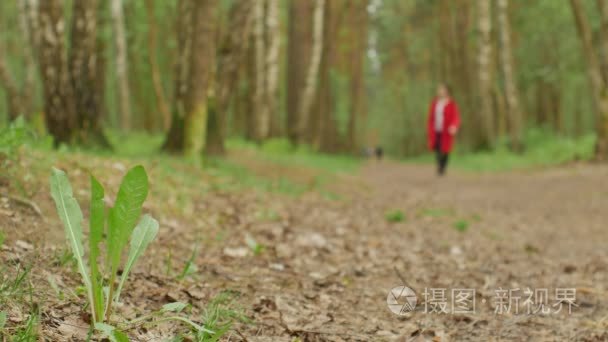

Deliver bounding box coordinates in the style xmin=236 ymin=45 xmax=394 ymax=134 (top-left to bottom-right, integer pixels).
xmin=50 ymin=165 xmax=158 ymax=324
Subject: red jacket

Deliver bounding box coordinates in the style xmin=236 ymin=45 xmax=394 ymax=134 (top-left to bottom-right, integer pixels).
xmin=427 ymin=98 xmax=461 ymax=154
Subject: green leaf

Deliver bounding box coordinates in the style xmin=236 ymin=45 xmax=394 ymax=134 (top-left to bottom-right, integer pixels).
xmin=50 ymin=168 xmax=94 ymax=313
xmin=0 ymin=311 xmax=7 ymax=329
xmin=114 ymin=215 xmax=159 ymax=303
xmin=95 ymin=323 xmax=130 ymax=342
xmin=89 ymin=175 xmax=106 ymax=322
xmin=162 ymin=302 xmax=188 ymax=313
xmin=159 ymin=316 xmax=214 ymax=334
xmin=107 ymin=165 xmax=148 ymax=277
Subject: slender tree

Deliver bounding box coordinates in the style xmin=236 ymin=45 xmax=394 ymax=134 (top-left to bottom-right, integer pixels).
xmin=69 ymin=0 xmax=108 ymax=146
xmin=163 ymin=0 xmax=194 ymax=151
xmin=299 ymin=0 xmax=325 ymax=146
xmin=38 ymin=0 xmax=77 ymax=145
xmin=476 ymin=0 xmax=495 ymax=150
xmin=110 ymin=0 xmax=132 ymax=131
xmin=206 ymin=0 xmax=254 ymax=155
xmin=497 ymin=0 xmax=523 ymax=151
xmin=266 ymin=0 xmax=281 ymax=137
xmin=346 ymin=0 xmax=368 ymax=152
xmin=183 ymin=0 xmax=217 ymax=157
xmin=144 ymin=0 xmax=171 ymax=131
xmin=286 ymin=0 xmax=315 ymax=145
xmin=571 ymin=0 xmax=608 ymax=159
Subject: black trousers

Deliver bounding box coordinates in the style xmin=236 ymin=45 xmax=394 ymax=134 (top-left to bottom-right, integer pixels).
xmin=435 ymin=132 xmax=449 ymax=175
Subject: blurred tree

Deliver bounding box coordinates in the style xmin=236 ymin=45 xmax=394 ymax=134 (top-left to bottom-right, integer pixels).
xmin=163 ymin=0 xmax=192 ymax=152
xmin=476 ymin=0 xmax=495 ymax=150
xmin=38 ymin=0 xmax=77 ymax=145
xmin=111 ymin=0 xmax=132 ymax=131
xmin=497 ymin=0 xmax=523 ymax=151
xmin=346 ymin=0 xmax=369 ymax=152
xmin=570 ymin=0 xmax=608 ymax=159
xmin=144 ymin=0 xmax=171 ymax=131
xmin=206 ymin=0 xmax=254 ymax=156
xmin=288 ymin=0 xmax=323 ymax=146
xmin=69 ymin=0 xmax=109 ymax=146
xmin=183 ymin=0 xmax=217 ymax=156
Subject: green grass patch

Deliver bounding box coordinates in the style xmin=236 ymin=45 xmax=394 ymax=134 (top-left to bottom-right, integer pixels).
xmin=385 ymin=209 xmax=406 ymax=223
xmin=407 ymin=129 xmax=595 ymax=172
xmin=227 ymin=137 xmax=360 ymax=174
xmin=453 ymin=220 xmax=470 ymax=232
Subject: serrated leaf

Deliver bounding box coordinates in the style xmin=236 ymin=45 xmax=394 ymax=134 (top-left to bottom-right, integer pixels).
xmin=50 ymin=168 xmax=93 ymax=308
xmin=107 ymin=165 xmax=148 ymax=274
xmin=114 ymin=215 xmax=159 ymax=303
xmin=90 ymin=175 xmax=105 ymax=322
xmin=162 ymin=302 xmax=188 ymax=313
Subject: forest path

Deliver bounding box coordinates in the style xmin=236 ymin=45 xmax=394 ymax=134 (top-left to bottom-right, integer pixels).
xmin=237 ymin=160 xmax=608 ymax=341
xmin=3 ymin=155 xmax=608 ymax=341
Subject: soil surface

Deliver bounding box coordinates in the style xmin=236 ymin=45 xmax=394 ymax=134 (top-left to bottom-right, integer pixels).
xmin=2 ymin=155 xmax=608 ymax=341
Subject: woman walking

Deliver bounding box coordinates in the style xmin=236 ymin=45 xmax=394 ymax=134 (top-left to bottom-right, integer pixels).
xmin=427 ymin=83 xmax=461 ymax=176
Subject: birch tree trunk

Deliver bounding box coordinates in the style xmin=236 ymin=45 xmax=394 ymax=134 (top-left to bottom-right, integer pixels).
xmin=111 ymin=0 xmax=132 ymax=131
xmin=266 ymin=0 xmax=281 ymax=137
xmin=286 ymin=0 xmax=314 ymax=145
xmin=571 ymin=0 xmax=608 ymax=159
xmin=206 ymin=0 xmax=254 ymax=155
xmin=497 ymin=0 xmax=523 ymax=152
xmin=39 ymin=0 xmax=77 ymax=145
xmin=162 ymin=0 xmax=193 ymax=152
xmin=297 ymin=0 xmax=325 ymax=145
xmin=346 ymin=0 xmax=368 ymax=152
xmin=251 ymin=0 xmax=270 ymax=142
xmin=183 ymin=0 xmax=216 ymax=157
xmin=69 ymin=0 xmax=108 ymax=146
xmin=144 ymin=0 xmax=171 ymax=131
xmin=476 ymin=0 xmax=495 ymax=150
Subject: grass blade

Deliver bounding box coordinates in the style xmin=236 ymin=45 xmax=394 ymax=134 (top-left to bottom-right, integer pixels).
xmin=0 ymin=311 xmax=6 ymax=329
xmin=90 ymin=175 xmax=106 ymax=322
xmin=114 ymin=215 xmax=158 ymax=304
xmin=50 ymin=168 xmax=94 ymax=320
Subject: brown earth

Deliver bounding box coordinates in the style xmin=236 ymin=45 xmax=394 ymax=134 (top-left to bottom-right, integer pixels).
xmin=1 ymin=153 xmax=608 ymax=341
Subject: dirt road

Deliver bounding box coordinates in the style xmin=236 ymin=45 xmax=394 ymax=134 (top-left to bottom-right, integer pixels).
xmin=2 ymin=158 xmax=608 ymax=341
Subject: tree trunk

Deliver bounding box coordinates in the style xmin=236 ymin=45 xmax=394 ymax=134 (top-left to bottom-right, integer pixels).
xmin=0 ymin=53 xmax=27 ymax=120
xmin=162 ymin=0 xmax=194 ymax=152
xmin=286 ymin=0 xmax=314 ymax=145
xmin=314 ymin=0 xmax=341 ymax=152
xmin=144 ymin=0 xmax=171 ymax=131
xmin=596 ymin=0 xmax=608 ymax=84
xmin=570 ymin=0 xmax=608 ymax=159
xmin=298 ymin=0 xmax=325 ymax=146
xmin=265 ymin=0 xmax=281 ymax=137
xmin=476 ymin=0 xmax=495 ymax=150
xmin=346 ymin=0 xmax=368 ymax=153
xmin=17 ymin=0 xmax=37 ymax=118
xmin=110 ymin=0 xmax=132 ymax=131
xmin=497 ymin=0 xmax=523 ymax=151
xmin=69 ymin=0 xmax=108 ymax=147
xmin=39 ymin=0 xmax=77 ymax=145
xmin=206 ymin=0 xmax=254 ymax=156
xmin=250 ymin=0 xmax=270 ymax=142
xmin=183 ymin=0 xmax=216 ymax=157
